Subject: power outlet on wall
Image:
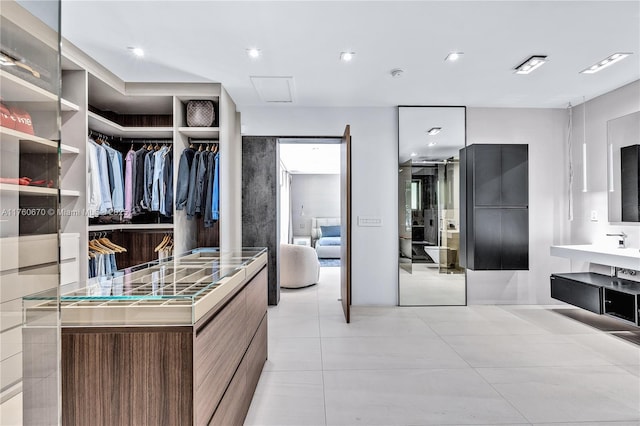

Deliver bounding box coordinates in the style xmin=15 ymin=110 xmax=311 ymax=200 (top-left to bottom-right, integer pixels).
xmin=590 ymin=210 xmax=598 ymax=222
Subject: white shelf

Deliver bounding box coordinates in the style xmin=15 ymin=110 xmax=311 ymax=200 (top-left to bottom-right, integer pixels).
xmin=0 ymin=183 xmax=57 ymax=196
xmin=60 ymin=189 xmax=81 ymax=197
xmin=88 ymin=223 xmax=174 ymax=232
xmin=0 ymin=69 xmax=57 ymax=103
xmin=0 ymin=127 xmax=58 ymax=153
xmin=178 ymin=127 xmax=219 ymax=139
xmin=88 ymin=111 xmax=173 ymax=139
xmin=60 ymin=144 xmax=80 ymax=154
xmin=61 ymin=98 xmax=80 ymax=112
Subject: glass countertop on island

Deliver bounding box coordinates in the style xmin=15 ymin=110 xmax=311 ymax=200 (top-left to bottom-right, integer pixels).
xmin=24 ymin=247 xmax=268 ymax=327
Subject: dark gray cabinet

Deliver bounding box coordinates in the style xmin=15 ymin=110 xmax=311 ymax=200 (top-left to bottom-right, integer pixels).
xmin=551 ymin=272 xmax=640 ymax=326
xmin=460 ymin=144 xmax=528 ymax=270
xmin=621 ymin=144 xmax=639 ymax=222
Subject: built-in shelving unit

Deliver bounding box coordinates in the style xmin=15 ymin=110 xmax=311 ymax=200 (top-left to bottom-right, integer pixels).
xmin=1 ymin=1 xmax=62 ymax=423
xmin=0 ymin=68 xmax=57 ymax=103
xmin=88 ymin=111 xmax=174 ymax=138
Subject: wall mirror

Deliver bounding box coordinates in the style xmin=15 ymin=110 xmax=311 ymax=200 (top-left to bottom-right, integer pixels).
xmin=398 ymin=106 xmax=466 ymax=306
xmin=607 ymin=111 xmax=640 ymax=223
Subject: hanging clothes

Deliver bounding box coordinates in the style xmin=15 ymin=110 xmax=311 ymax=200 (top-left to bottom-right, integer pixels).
xmin=185 ymin=149 xmax=202 ymax=219
xmin=212 ymin=152 xmax=220 ymax=221
xmin=87 ymin=140 xmax=102 ymax=217
xmin=175 ymin=147 xmax=195 ymax=210
xmin=123 ymin=148 xmax=136 ymax=219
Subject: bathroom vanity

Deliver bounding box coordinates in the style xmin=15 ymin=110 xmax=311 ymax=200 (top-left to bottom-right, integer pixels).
xmin=24 ymin=248 xmax=268 ymax=426
xmin=550 ymin=244 xmax=640 ymax=326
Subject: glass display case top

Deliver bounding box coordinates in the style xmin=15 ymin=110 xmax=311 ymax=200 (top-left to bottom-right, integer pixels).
xmin=26 ymin=247 xmax=267 ymax=302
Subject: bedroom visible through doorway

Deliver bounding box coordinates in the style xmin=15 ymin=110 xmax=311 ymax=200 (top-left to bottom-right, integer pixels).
xmin=278 ymin=138 xmax=341 ymax=268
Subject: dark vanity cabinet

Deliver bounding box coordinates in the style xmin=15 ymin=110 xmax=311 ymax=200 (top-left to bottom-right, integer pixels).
xmin=621 ymin=144 xmax=640 ymax=222
xmin=551 ymin=272 xmax=640 ymax=326
xmin=460 ymin=144 xmax=529 ymax=270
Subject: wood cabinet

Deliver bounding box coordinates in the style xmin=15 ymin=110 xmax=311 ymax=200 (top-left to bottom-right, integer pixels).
xmin=460 ymin=144 xmax=529 ymax=270
xmin=58 ymin=251 xmax=269 ymax=426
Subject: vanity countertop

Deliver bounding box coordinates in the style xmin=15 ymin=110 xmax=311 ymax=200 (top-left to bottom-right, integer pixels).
xmin=550 ymin=244 xmax=640 ymax=270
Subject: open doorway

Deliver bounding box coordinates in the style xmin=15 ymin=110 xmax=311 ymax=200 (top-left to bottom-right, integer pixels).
xmin=278 ymin=138 xmax=342 ymax=268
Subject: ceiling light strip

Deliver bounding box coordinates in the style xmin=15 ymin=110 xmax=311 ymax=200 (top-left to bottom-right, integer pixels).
xmin=514 ymin=55 xmax=547 ymax=74
xmin=580 ymin=52 xmax=631 ymax=74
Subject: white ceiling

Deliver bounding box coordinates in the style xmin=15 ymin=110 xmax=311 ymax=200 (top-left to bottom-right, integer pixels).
xmin=59 ymin=1 xmax=639 ymax=109
xmin=279 ymin=141 xmax=340 ymax=174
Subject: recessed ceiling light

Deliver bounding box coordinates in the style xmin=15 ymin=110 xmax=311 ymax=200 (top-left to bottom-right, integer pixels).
xmin=247 ymin=48 xmax=261 ymax=59
xmin=427 ymin=127 xmax=442 ymax=135
xmin=428 ymin=142 xmax=437 ymax=147
xmin=445 ymin=52 xmax=463 ymax=62
xmin=340 ymin=51 xmax=355 ymax=62
xmin=580 ymin=52 xmax=631 ymax=74
xmin=128 ymin=47 xmax=144 ymax=57
xmin=514 ymin=55 xmax=547 ymax=74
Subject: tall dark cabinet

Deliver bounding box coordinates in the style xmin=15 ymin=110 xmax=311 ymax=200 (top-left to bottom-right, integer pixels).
xmin=621 ymin=144 xmax=639 ymax=222
xmin=460 ymin=144 xmax=529 ymax=270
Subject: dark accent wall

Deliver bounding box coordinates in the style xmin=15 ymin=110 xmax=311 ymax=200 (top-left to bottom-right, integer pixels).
xmin=242 ymin=136 xmax=280 ymax=305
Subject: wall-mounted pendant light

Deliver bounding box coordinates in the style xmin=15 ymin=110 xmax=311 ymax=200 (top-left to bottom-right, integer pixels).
xmin=582 ymin=97 xmax=588 ymax=193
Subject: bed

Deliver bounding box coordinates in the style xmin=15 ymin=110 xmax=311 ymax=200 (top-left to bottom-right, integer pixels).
xmin=311 ymin=217 xmax=341 ymax=259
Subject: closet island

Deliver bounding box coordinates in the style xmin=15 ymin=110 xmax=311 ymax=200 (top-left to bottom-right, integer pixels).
xmin=25 ymin=248 xmax=268 ymax=426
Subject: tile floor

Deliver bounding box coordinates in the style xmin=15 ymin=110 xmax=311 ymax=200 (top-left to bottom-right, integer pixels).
xmin=245 ymin=267 xmax=640 ymax=426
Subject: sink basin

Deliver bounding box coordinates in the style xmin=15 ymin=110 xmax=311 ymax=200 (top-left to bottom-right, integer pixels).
xmin=550 ymin=244 xmax=640 ymax=270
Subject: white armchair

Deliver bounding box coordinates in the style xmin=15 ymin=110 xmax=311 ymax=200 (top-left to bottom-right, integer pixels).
xmin=280 ymin=243 xmax=320 ymax=288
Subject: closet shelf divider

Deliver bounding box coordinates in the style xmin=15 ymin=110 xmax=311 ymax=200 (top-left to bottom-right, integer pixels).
xmin=177 ymin=127 xmax=219 ymax=139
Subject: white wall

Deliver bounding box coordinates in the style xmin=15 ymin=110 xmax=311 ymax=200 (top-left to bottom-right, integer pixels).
xmin=242 ymin=107 xmax=398 ymax=305
xmin=465 ymin=108 xmax=571 ymax=304
xmin=570 ymin=80 xmax=640 ymax=273
xmin=242 ymin=87 xmax=637 ymax=306
xmin=290 ymin=174 xmax=340 ymax=235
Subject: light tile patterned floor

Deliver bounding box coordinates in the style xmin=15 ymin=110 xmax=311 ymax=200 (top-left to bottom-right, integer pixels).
xmin=245 ymin=267 xmax=640 ymax=426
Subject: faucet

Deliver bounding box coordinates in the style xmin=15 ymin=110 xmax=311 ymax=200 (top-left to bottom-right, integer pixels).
xmin=606 ymin=232 xmax=627 ymax=248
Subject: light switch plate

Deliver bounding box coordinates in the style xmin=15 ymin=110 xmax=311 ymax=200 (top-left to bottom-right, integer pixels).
xmin=358 ymin=216 xmax=382 ymax=227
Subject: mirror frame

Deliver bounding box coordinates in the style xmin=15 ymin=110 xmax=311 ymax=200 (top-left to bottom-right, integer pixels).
xmin=607 ymin=110 xmax=640 ymax=225
xmin=397 ymin=105 xmax=467 ymax=306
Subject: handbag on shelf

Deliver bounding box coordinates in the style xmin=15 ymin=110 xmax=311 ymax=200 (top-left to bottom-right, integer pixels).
xmin=0 ymin=101 xmax=16 ymax=130
xmin=186 ymin=100 xmax=215 ymax=127
xmin=10 ymin=106 xmax=34 ymax=135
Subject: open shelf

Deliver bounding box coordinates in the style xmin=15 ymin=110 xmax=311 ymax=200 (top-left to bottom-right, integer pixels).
xmin=60 ymin=144 xmax=80 ymax=155
xmin=60 ymin=189 xmax=80 ymax=197
xmin=88 ymin=223 xmax=174 ymax=232
xmin=88 ymin=111 xmax=173 ymax=139
xmin=61 ymin=98 xmax=80 ymax=112
xmin=178 ymin=127 xmax=219 ymax=139
xmin=0 ymin=127 xmax=58 ymax=152
xmin=0 ymin=69 xmax=57 ymax=103
xmin=0 ymin=183 xmax=57 ymax=196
